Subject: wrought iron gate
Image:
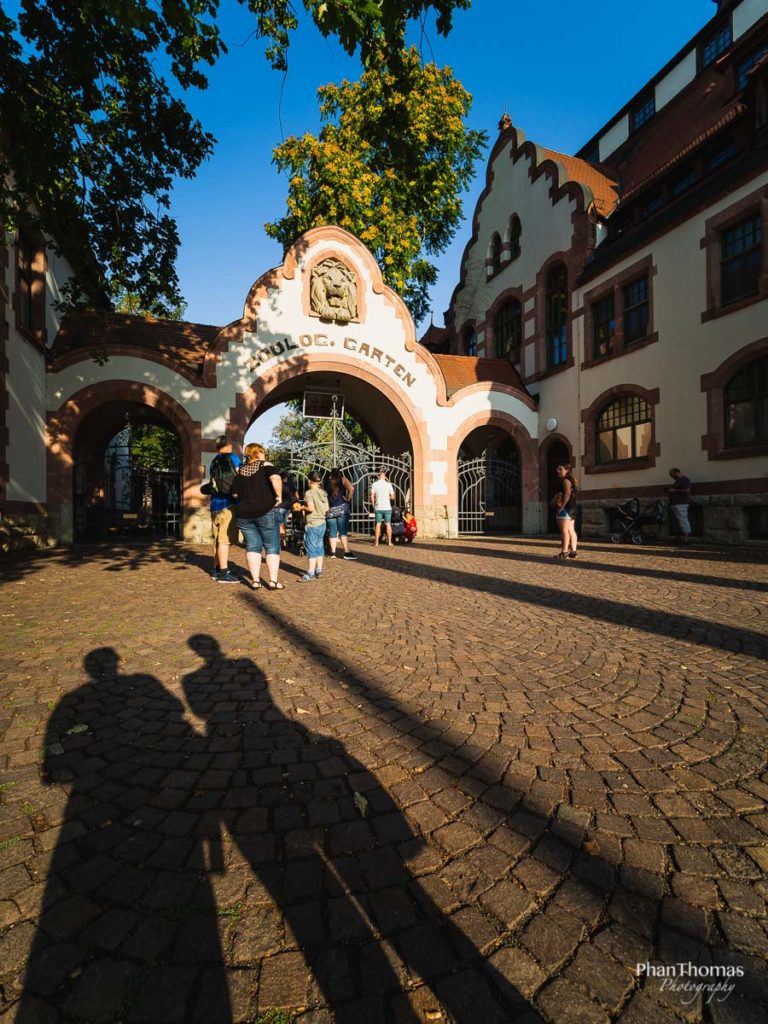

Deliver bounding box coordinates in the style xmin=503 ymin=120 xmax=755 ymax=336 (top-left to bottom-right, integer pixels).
xmin=457 ymin=449 xmax=521 ymax=535
xmin=287 ymin=421 xmax=412 ymax=537
xmin=73 ymin=426 xmax=182 ymax=541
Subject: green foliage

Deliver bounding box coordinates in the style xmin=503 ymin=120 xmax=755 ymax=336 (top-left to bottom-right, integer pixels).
xmin=266 ymin=47 xmax=487 ymax=324
xmin=0 ymin=1 xmax=471 ymax=315
xmin=130 ymin=425 xmax=182 ymax=472
xmin=114 ymin=289 xmax=188 ymax=321
xmin=252 ymin=1009 xmax=296 ymax=1024
xmin=266 ymin=399 xmax=371 ymax=465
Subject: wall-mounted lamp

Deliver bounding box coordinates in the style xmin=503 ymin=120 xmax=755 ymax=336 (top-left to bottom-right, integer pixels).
xmin=545 ymin=417 xmax=558 ymax=431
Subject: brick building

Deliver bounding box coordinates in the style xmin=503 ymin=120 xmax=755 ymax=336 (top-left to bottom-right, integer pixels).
xmin=2 ymin=0 xmax=767 ymax=548
xmin=431 ymin=0 xmax=768 ymax=543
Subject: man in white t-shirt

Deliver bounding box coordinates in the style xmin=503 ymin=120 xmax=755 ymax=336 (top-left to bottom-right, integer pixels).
xmin=370 ymin=468 xmax=395 ymax=547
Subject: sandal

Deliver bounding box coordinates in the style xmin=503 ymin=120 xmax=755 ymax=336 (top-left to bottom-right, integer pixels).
xmin=553 ymin=552 xmax=567 ymax=559
xmin=248 ymin=578 xmax=262 ymax=589
xmin=266 ymin=580 xmax=285 ymax=590
xmin=568 ymin=551 xmax=578 ymax=559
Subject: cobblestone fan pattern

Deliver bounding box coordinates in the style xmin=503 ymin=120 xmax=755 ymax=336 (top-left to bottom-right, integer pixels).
xmin=0 ymin=538 xmax=766 ymax=1024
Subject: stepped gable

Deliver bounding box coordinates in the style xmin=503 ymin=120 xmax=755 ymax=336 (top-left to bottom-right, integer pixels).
xmin=50 ymin=311 xmax=221 ymax=383
xmin=538 ymin=147 xmax=620 ymax=216
xmin=608 ymin=65 xmax=745 ymax=203
xmin=432 ymin=354 xmax=528 ymax=396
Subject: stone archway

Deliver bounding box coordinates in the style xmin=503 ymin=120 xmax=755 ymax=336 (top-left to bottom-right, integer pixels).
xmin=46 ymin=381 xmax=204 ymax=543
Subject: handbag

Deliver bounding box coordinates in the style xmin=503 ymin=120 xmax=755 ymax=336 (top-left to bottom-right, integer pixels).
xmin=325 ymin=503 xmax=348 ymax=520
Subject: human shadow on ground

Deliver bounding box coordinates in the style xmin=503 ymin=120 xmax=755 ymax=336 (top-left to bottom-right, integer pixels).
xmin=13 ymin=648 xmax=231 ymax=1024
xmin=180 ymin=634 xmax=529 ymax=1023
xmin=411 ymin=541 xmax=768 ymax=595
xmin=236 ymin=596 xmax=768 ymax=1022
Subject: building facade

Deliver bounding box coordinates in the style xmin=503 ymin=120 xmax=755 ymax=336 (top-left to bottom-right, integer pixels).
xmin=436 ymin=0 xmax=768 ymax=543
xmin=2 ymin=0 xmax=767 ymax=549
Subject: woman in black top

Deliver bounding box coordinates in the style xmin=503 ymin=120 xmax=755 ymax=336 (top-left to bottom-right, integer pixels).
xmin=552 ymin=463 xmax=578 ymax=559
xmin=229 ymin=443 xmax=284 ymax=589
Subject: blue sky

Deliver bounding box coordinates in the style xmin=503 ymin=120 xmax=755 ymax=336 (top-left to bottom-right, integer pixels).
xmin=172 ymin=0 xmax=713 ymax=334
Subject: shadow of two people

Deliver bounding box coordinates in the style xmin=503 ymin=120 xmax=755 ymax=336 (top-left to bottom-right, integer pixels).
xmin=16 ymin=638 xmax=528 ymax=1023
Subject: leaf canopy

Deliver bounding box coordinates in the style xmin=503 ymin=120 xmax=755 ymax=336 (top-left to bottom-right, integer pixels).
xmin=0 ymin=0 xmax=472 ymax=316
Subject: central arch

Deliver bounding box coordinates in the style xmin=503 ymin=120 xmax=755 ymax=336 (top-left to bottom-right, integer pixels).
xmin=228 ymin=355 xmax=429 ymax=516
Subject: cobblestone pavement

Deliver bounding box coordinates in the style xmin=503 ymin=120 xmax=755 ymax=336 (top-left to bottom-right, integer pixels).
xmin=0 ymin=537 xmax=767 ymax=1024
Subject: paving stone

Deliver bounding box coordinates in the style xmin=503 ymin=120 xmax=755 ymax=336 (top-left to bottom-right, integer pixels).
xmin=63 ymin=959 xmax=138 ymax=1023
xmin=2 ymin=539 xmax=768 ymax=1022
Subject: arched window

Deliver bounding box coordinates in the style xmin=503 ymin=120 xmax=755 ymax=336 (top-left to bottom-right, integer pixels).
xmin=463 ymin=326 xmax=477 ymax=357
xmin=488 ymin=233 xmax=502 ymax=275
xmin=597 ymin=395 xmax=652 ymax=464
xmin=493 ymin=300 xmax=522 ymax=361
xmin=725 ymin=355 xmax=768 ymax=445
xmin=507 ymin=215 xmax=522 ymax=260
xmin=546 ymin=264 xmax=568 ymax=368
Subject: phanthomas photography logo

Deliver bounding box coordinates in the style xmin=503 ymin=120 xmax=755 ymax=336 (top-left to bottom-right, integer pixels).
xmin=637 ymin=962 xmax=744 ymax=1005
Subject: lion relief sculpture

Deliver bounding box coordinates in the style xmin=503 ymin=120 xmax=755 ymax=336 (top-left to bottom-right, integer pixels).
xmin=309 ymin=258 xmax=358 ymax=323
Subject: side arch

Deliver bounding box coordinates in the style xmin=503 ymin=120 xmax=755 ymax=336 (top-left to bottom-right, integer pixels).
xmin=446 ymin=410 xmax=538 ymax=531
xmin=47 ymin=381 xmax=205 ymax=509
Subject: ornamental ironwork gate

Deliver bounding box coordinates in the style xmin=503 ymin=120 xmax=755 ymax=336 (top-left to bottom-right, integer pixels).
xmin=457 ymin=449 xmax=521 ymax=535
xmin=73 ymin=426 xmax=182 ymax=541
xmin=287 ymin=420 xmax=412 ymax=538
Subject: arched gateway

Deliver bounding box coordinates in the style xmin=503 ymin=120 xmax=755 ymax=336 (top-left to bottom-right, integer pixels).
xmin=46 ymin=227 xmax=540 ymax=542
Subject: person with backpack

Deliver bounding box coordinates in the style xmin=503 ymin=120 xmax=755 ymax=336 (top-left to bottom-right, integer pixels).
xmin=205 ymin=435 xmax=241 ymax=583
xmin=229 ymin=443 xmax=284 ymax=590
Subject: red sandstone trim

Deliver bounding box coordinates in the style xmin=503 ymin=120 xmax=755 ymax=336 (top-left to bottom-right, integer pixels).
xmin=581 ymin=383 xmax=661 ymax=474
xmin=444 ymin=409 xmax=539 ymax=518
xmin=700 ymin=184 xmax=768 ymax=323
xmin=580 ymin=477 xmax=768 ymax=500
xmin=701 ymin=335 xmax=768 ymax=460
xmin=46 ymin=381 xmax=205 ymax=510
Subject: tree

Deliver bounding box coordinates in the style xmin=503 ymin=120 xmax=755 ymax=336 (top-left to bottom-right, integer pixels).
xmin=130 ymin=425 xmax=182 ymax=472
xmin=266 ymin=47 xmax=487 ymax=324
xmin=0 ymin=1 xmax=471 ymax=316
xmin=266 ymin=400 xmax=371 ymax=465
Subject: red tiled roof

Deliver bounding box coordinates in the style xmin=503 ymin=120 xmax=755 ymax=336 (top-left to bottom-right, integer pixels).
xmin=539 ymin=148 xmax=620 ymax=216
xmin=606 ymin=66 xmax=743 ymax=201
xmin=51 ymin=312 xmax=221 ymax=380
xmin=432 ymin=354 xmax=528 ymax=395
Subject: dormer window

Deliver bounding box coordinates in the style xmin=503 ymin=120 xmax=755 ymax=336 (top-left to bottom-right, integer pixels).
xmin=701 ymin=23 xmax=732 ymax=69
xmin=629 ymin=94 xmax=655 ymax=133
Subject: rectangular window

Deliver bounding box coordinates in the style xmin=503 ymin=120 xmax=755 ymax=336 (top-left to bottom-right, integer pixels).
xmin=706 ymin=140 xmax=736 ymax=173
xmin=701 ymin=24 xmax=732 ymax=68
xmin=630 ymin=95 xmax=655 ymax=133
xmin=623 ymin=276 xmax=650 ymax=345
xmin=671 ymin=167 xmax=697 ymax=197
xmin=591 ymin=294 xmax=615 ymax=360
xmin=737 ymin=43 xmax=768 ymax=90
xmin=642 ymin=193 xmax=664 ymax=217
xmin=721 ymin=214 xmax=762 ymax=306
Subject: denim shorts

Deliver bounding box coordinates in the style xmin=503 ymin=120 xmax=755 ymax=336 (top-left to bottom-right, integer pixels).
xmin=327 ymin=510 xmax=350 ymax=538
xmin=277 ymin=508 xmax=289 ymax=526
xmin=556 ymin=508 xmax=574 ymax=521
xmin=374 ymin=510 xmax=392 ymax=524
xmin=237 ymin=509 xmax=281 ymax=555
xmin=304 ymin=523 xmax=327 ymax=558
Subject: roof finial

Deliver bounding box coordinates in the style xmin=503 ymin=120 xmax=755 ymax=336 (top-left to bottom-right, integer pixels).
xmin=498 ymin=107 xmax=512 ymax=132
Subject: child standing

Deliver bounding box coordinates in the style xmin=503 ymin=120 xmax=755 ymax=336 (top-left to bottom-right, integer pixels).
xmin=298 ymin=472 xmax=329 ymax=581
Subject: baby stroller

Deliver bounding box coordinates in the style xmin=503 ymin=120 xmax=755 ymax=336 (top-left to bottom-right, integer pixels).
xmin=610 ymin=498 xmax=665 ymax=545
xmin=286 ymin=507 xmax=306 ymax=554
xmin=391 ymin=508 xmax=417 ymax=544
